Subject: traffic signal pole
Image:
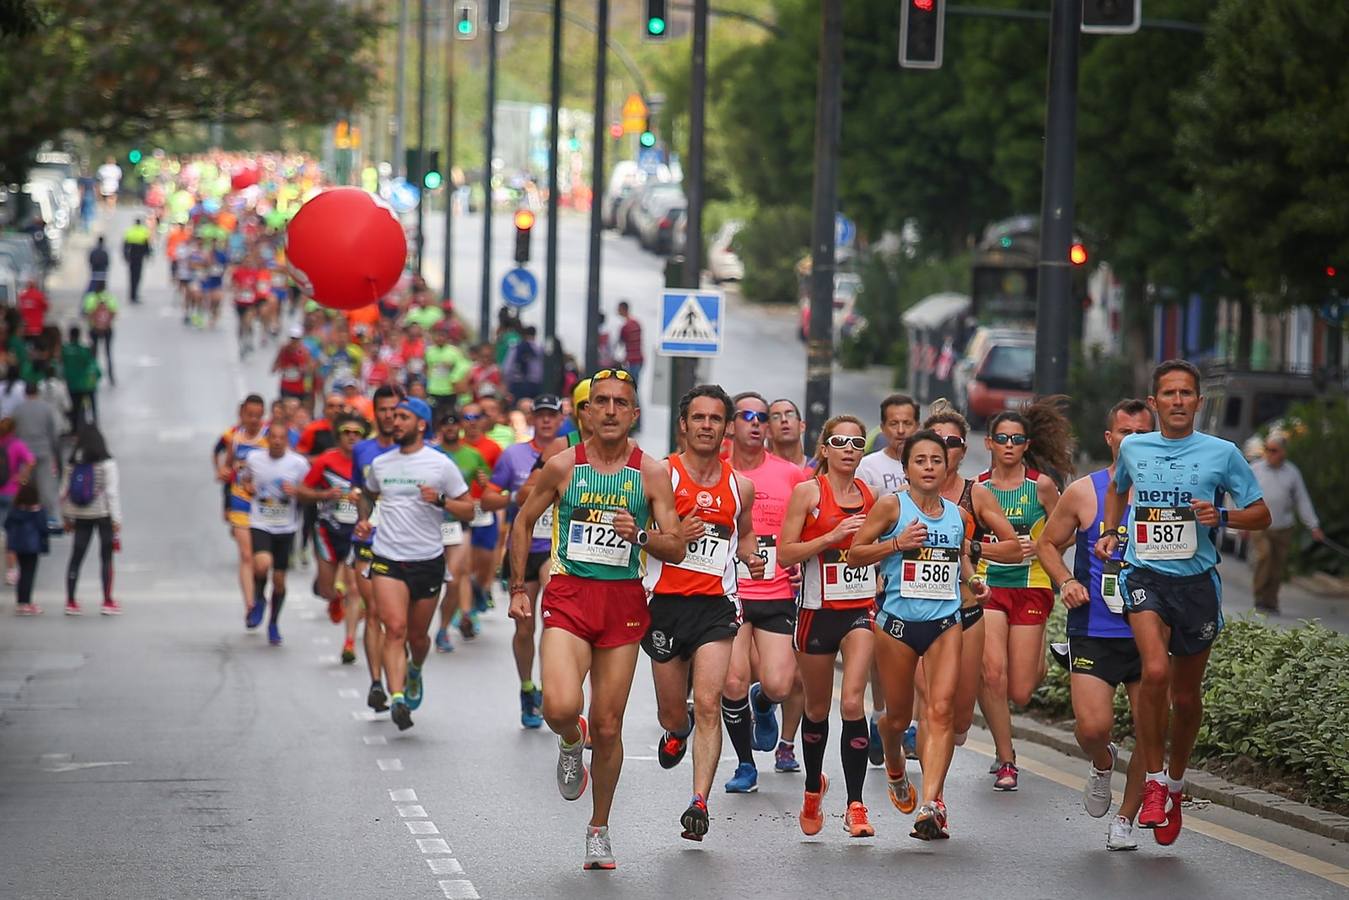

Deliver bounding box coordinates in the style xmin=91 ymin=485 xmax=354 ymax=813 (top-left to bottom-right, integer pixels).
xmin=1033 ymin=0 xmax=1080 ymax=396
xmin=583 ymin=0 xmax=608 ymax=373
xmin=393 ymin=0 xmax=409 ymax=177
xmin=441 ymin=6 xmax=456 ymax=302
xmin=804 ymin=0 xmax=843 ymax=453
xmin=481 ymin=0 xmax=499 ymax=340
xmin=415 ymin=0 xmax=429 ymax=275
xmin=543 ymin=0 xmax=563 ymax=391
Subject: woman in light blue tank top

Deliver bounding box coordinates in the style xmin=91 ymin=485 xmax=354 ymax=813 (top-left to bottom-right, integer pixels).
xmin=847 ymin=430 xmax=989 ymax=841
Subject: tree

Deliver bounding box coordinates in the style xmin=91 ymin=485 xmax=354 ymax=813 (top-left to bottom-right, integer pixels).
xmin=1178 ymin=0 xmax=1349 ymax=309
xmin=0 ymin=0 xmax=381 ymax=182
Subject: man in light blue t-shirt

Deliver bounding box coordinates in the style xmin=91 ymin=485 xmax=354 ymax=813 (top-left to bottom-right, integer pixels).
xmin=1095 ymin=359 xmax=1270 ymax=849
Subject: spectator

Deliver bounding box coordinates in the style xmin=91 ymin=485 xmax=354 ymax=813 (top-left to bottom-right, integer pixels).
xmin=61 ymin=326 xmax=101 ymax=430
xmin=88 ymin=235 xmax=110 ymax=291
xmin=121 ymin=218 xmax=152 ymax=304
xmin=60 ymin=424 xmax=122 ymax=615
xmin=6 ymin=481 xmax=49 ymax=615
xmin=12 ymin=380 xmax=63 ymax=532
xmin=1248 ymin=433 xmax=1325 ymax=613
xmin=504 ymin=325 xmax=544 ymax=401
xmin=0 ymin=417 xmax=37 ymax=585
xmin=616 ymin=300 xmax=644 ymax=389
xmin=17 ymin=280 xmax=47 ymax=339
xmin=0 ymin=367 xmax=25 ymax=419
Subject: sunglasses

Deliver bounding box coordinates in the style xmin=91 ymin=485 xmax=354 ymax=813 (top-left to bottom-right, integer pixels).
xmin=462 ymin=413 xmax=483 ymax=421
xmin=338 ymin=428 xmax=365 ymax=437
xmin=736 ymin=410 xmax=768 ymax=424
xmin=942 ymin=435 xmax=966 ymax=450
xmin=825 ymin=435 xmax=867 ymax=451
xmin=591 ymin=368 xmax=634 ymax=384
xmin=992 ymin=433 xmax=1029 ymax=446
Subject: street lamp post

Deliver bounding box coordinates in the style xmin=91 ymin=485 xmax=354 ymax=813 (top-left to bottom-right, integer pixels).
xmin=480 ymin=0 xmax=500 ymax=340
xmin=583 ymin=0 xmax=609 ymax=373
xmin=544 ymin=0 xmax=563 ymax=390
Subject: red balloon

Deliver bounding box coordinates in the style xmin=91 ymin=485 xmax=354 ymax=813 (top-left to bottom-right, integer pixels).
xmin=284 ymin=188 xmax=407 ymax=310
xmin=230 ymin=166 xmax=260 ymax=191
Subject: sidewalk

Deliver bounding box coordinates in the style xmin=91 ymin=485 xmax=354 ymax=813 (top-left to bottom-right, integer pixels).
xmin=1216 ymin=555 xmax=1349 ymax=633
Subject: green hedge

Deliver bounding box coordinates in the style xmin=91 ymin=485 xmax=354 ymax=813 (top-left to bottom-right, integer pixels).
xmin=1030 ymin=604 xmax=1349 ymax=807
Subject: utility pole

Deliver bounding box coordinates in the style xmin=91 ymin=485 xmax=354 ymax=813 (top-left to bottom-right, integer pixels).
xmin=804 ymin=0 xmax=843 ymax=452
xmin=481 ymin=0 xmax=500 ymax=340
xmin=544 ymin=0 xmax=563 ymax=391
xmin=414 ymin=0 xmax=429 ymax=274
xmin=393 ymin=0 xmax=409 ymax=176
xmin=1033 ymin=0 xmax=1080 ymax=396
xmin=583 ymin=0 xmax=609 ymax=373
xmin=441 ymin=0 xmax=456 ymax=302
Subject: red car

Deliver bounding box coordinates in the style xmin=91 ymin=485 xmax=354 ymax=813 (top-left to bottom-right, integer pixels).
xmin=960 ymin=330 xmax=1035 ymax=428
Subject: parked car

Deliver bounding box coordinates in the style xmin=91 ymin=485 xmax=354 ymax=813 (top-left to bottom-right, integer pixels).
xmin=29 ymin=158 xmax=80 ymax=217
xmin=641 ymin=203 xmax=685 ymax=255
xmin=602 ymin=161 xmax=639 ymax=231
xmin=958 ymin=327 xmax=1036 ymax=428
xmin=630 ymin=183 xmax=686 ymax=250
xmin=798 ymin=272 xmax=864 ymax=342
xmin=0 ymin=232 xmax=46 ymax=285
xmin=0 ymin=257 xmax=18 ymax=307
xmin=1198 ymin=368 xmax=1336 ymax=446
xmin=20 ymin=181 xmax=65 ymax=263
xmin=707 ymin=221 xmax=743 ymax=283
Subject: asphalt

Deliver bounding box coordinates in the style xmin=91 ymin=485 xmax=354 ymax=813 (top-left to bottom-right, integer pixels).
xmin=2 ymin=206 xmax=1347 ymax=899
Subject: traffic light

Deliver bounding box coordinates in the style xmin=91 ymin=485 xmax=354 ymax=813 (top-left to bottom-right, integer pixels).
xmin=643 ymin=0 xmax=668 ymax=41
xmin=1082 ymin=0 xmax=1141 ymax=35
xmin=513 ymin=209 xmax=535 ymax=264
xmin=423 ymin=150 xmax=442 ymax=190
xmin=639 ymin=122 xmax=656 ymax=148
xmin=899 ymin=0 xmax=945 ymax=70
xmin=454 ymin=0 xmax=476 ymax=39
xmin=491 ymin=0 xmax=510 ymax=31
xmin=128 ymin=148 xmax=143 ymax=165
xmin=1069 ymin=242 xmax=1089 ymax=266
xmin=405 ymin=147 xmax=423 ymax=188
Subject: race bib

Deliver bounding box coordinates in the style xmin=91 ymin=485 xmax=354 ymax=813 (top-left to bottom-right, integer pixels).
xmin=470 ymin=504 xmax=494 ymax=528
xmin=736 ymin=535 xmax=777 ymax=581
xmin=680 ymin=523 xmax=732 ymax=577
xmin=567 ymin=508 xmax=629 ymax=568
xmin=441 ymin=519 xmax=464 ymax=546
xmin=333 ymin=498 xmax=358 ymax=525
xmin=899 ymin=547 xmax=960 ymax=601
xmin=282 ymin=367 xmax=301 ymax=382
xmin=531 ymin=506 xmax=555 ymax=541
xmin=257 ymin=498 xmax=290 ymax=527
xmin=1134 ymin=507 xmax=1198 ymax=561
xmin=1101 ymin=559 xmax=1124 ymax=614
xmin=985 ymin=524 xmax=1032 ymax=566
xmin=820 ymin=549 xmax=876 ymax=602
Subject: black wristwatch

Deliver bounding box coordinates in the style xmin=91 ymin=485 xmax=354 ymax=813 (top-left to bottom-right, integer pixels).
xmin=635 ymin=528 xmax=650 ymax=548
xmin=436 ymin=493 xmax=448 ymax=508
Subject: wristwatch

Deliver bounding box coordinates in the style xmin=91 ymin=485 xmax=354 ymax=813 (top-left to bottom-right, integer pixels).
xmin=635 ymin=529 xmax=650 ymax=548
xmin=1219 ymin=508 xmax=1230 ymax=527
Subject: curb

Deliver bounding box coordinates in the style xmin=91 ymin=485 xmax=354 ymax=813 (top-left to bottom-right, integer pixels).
xmin=977 ymin=710 xmax=1349 ymax=843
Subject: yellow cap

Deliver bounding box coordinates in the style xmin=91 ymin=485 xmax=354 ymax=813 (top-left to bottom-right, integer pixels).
xmin=571 ymin=377 xmax=591 ymax=409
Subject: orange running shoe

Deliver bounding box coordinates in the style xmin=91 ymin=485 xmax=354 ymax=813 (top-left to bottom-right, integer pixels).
xmin=887 ymin=769 xmax=917 ymax=814
xmin=327 ymin=596 xmax=344 ymax=624
xmin=799 ymin=773 xmax=829 ymax=835
xmin=844 ymin=801 xmax=875 ymax=838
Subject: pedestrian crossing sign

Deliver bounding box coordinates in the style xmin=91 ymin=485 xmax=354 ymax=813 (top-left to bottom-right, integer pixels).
xmin=658 ymin=290 xmax=724 ymax=357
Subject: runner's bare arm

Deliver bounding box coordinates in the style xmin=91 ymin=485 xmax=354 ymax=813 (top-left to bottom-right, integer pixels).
xmin=846 ymin=494 xmax=906 ymax=568
xmin=509 ymin=450 xmax=574 ymax=604
xmin=733 ymin=473 xmax=764 ymax=578
xmin=1096 ymin=482 xmax=1129 ymax=559
xmin=776 ymin=481 xmax=832 ymax=568
xmin=1203 ymin=497 xmax=1271 ymax=531
xmin=973 ymin=483 xmax=1026 ymax=564
xmin=1036 ymin=472 xmax=1061 ymax=521
xmin=638 ymin=454 xmax=687 ymax=565
xmin=1036 ymin=479 xmax=1091 ymax=606
xmin=480 ymin=483 xmax=511 ymax=512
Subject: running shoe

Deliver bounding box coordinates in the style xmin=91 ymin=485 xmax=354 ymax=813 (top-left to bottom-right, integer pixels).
xmin=749 ymin=682 xmax=779 ymax=752
xmin=557 ymin=716 xmax=590 ymax=801
xmin=1049 ymin=641 xmax=1071 ymax=672
xmin=844 ymin=801 xmax=875 ymax=838
xmin=267 ymin=622 xmax=282 ymax=646
xmin=583 ymin=825 xmax=615 ymax=871
xmin=405 ymin=663 xmax=424 ymax=710
xmin=245 ymin=599 xmax=266 ymax=629
xmin=15 ymin=604 xmax=42 ymax=616
xmin=327 ymin=597 xmax=343 ymax=624
xmin=5 ymin=567 xmax=16 ymax=585
xmin=459 ymin=609 xmax=478 ymax=639
xmin=887 ymin=769 xmax=917 ymax=814
xmin=910 ymin=803 xmax=947 ymax=841
xmin=903 ymin=723 xmax=919 ymax=760
xmin=774 ymin=741 xmax=800 ymax=773
xmin=368 ymin=681 xmax=389 ymax=712
xmin=868 ymin=716 xmax=884 ymax=766
xmin=1138 ymin=779 xmax=1169 ymax=828
xmin=798 ymin=773 xmax=828 ymax=835
xmin=521 ymin=688 xmax=544 ymax=729
xmin=724 ymin=762 xmax=758 ymax=793
xmin=680 ymin=794 xmax=710 ymax=842
xmin=934 ymin=799 xmax=950 ymax=837
xmin=658 ymin=704 xmax=693 ymax=769
xmin=1108 ymin=815 xmax=1139 ymax=851
xmin=993 ymin=761 xmax=1019 ymax=791
xmin=390 ymin=697 xmax=413 ymax=731
xmin=471 ymin=582 xmax=488 ymax=613
xmin=1153 ymin=789 xmax=1183 ymax=845
xmin=100 ymin=599 xmax=122 ymax=616
xmin=341 ymin=638 xmax=356 ymax=665
xmin=1084 ymin=743 xmax=1117 ymax=818
xmin=299 ymin=546 xmax=311 ymax=568
xmin=65 ymin=599 xmax=82 ymax=616
xmin=435 ymin=628 xmax=454 ymax=653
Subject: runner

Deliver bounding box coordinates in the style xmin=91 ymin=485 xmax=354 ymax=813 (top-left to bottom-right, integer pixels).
xmin=299 ymin=413 xmax=367 ymax=663
xmin=214 ymin=394 xmax=268 ymax=624
xmin=778 ymin=415 xmax=877 ymax=838
xmin=767 ymin=398 xmax=809 ymax=467
xmin=977 ymin=397 xmax=1074 ymax=791
xmin=459 ymin=400 xmax=502 ymax=612
xmin=354 ymin=397 xmax=474 ymax=731
xmin=1036 ymin=398 xmax=1155 ymax=851
xmin=1095 ymin=360 xmax=1269 ymax=845
xmin=848 ymin=429 xmax=989 ymax=839
xmin=350 ymin=385 xmax=403 ymax=712
xmin=481 ymin=394 xmax=566 ymax=727
xmin=506 ymin=368 xmax=685 ymax=871
xmin=240 ymin=422 xmax=311 ymax=646
xmin=722 ymin=391 xmax=809 ymax=789
xmin=426 ymin=412 xmax=483 ymax=654
xmin=642 ymin=385 xmax=763 ymax=842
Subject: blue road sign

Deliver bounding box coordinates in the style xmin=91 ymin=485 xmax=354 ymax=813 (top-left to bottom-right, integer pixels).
xmin=389 ymin=178 xmax=420 ymax=214
xmin=501 ymin=267 xmax=538 ymax=308
xmin=658 ymin=290 xmax=723 ymax=357
xmin=835 ymin=213 xmax=856 ymax=248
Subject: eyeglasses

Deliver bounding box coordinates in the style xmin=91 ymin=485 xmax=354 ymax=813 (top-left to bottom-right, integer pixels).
xmin=736 ymin=410 xmax=768 ymax=424
xmin=768 ymin=410 xmax=799 ymax=422
xmin=942 ymin=435 xmax=966 ymax=450
xmin=992 ymin=433 xmax=1029 ymax=446
xmin=338 ymin=428 xmax=365 ymax=437
xmin=591 ymin=368 xmax=634 ymax=384
xmin=825 ymin=435 xmax=867 ymax=451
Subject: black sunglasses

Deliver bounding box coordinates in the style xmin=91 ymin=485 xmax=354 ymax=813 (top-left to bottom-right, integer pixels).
xmin=992 ymin=433 xmax=1029 ymax=446
xmin=942 ymin=435 xmax=966 ymax=450
xmin=736 ymin=410 xmax=768 ymax=424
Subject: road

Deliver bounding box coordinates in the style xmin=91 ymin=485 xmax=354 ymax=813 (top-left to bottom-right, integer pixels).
xmin=2 ymin=210 xmax=1348 ymax=899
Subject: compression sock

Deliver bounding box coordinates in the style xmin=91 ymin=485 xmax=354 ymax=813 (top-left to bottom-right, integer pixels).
xmin=721 ymin=695 xmax=754 ymax=765
xmin=801 ymin=716 xmax=829 ymax=794
xmin=841 ymin=717 xmax=870 ymax=804
xmin=269 ymin=590 xmax=285 ymax=625
xmin=253 ymin=575 xmax=267 ymax=606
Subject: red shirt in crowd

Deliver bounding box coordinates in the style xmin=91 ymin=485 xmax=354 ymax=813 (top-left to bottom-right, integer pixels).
xmin=17 ymin=284 xmax=47 ymax=337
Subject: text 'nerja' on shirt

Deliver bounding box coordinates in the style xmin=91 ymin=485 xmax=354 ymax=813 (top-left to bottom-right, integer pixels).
xmin=645 ymin=455 xmax=742 ymax=598
xmin=550 ymin=442 xmax=650 ymax=581
xmin=878 ymin=493 xmax=970 ymax=623
xmin=799 ymin=474 xmax=876 ymax=611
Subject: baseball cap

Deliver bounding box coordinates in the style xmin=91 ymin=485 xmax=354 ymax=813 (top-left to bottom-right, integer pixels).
xmin=334 ymin=375 xmax=359 ymax=391
xmin=396 ymin=397 xmax=433 ymax=423
xmin=571 ymin=378 xmax=591 ymax=409
xmin=288 ymin=324 xmax=305 ymax=339
xmin=533 ymin=394 xmax=563 ymax=413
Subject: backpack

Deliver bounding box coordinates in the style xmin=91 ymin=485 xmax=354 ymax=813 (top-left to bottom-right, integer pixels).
xmin=91 ymin=298 xmax=113 ymax=331
xmin=69 ymin=462 xmax=97 ymax=506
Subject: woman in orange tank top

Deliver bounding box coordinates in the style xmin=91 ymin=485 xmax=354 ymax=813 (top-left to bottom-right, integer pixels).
xmin=778 ymin=414 xmax=878 ymax=839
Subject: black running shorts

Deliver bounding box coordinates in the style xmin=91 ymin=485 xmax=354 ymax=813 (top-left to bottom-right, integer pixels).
xmin=740 ymin=598 xmax=797 ymax=636
xmin=250 ymin=528 xmax=295 ymax=571
xmin=1121 ymin=566 xmax=1223 ymax=657
xmin=1068 ymin=635 xmax=1142 ymax=687
xmin=641 ymin=594 xmax=740 ymax=663
xmin=369 ymin=555 xmax=445 ymax=601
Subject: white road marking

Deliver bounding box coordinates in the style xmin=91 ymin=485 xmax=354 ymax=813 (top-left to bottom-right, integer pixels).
xmin=406 ymin=821 xmax=439 ymax=835
xmin=311 ymin=636 xmax=328 ymax=645
xmin=396 ymin=804 xmax=426 ymax=818
xmin=351 ymin=710 xmax=381 ymax=721
xmin=376 ymin=758 xmax=403 ymax=771
xmin=388 ymin=789 xmax=417 ymax=802
xmin=417 ymin=838 xmax=453 ymax=854
xmin=42 ymin=761 xmax=131 ymax=773
xmin=427 ymin=859 xmax=464 ymax=876
xmin=437 ymin=881 xmax=480 ymax=899
xmin=363 ymin=736 xmax=388 ymax=746
xmin=338 ymin=688 xmax=360 ymax=699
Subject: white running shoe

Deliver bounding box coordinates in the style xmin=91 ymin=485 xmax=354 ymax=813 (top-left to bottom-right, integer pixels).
xmin=583 ymin=824 xmax=616 ymax=870
xmin=1084 ymin=742 xmax=1117 ymax=818
xmin=1107 ymin=815 xmax=1139 ymax=851
xmin=556 ymin=715 xmax=590 ymax=801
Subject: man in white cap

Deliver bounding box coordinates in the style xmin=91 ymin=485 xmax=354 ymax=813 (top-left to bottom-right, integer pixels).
xmin=272 ymin=324 xmax=315 ymax=406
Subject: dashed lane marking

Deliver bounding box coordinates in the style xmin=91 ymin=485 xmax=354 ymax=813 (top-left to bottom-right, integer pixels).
xmin=338 ymin=688 xmax=360 ymax=699
xmin=417 ymin=838 xmax=453 ymax=854
xmin=388 ymin=789 xmax=417 ymax=802
xmin=376 ymin=758 xmax=403 ymax=772
xmin=406 ymin=821 xmax=439 ymax=835
xmin=438 ymin=881 xmax=481 ymax=899
xmin=427 ymin=859 xmax=464 ymax=876
xmin=363 ymin=736 xmax=388 ymax=746
xmin=396 ymin=805 xmax=427 ymax=818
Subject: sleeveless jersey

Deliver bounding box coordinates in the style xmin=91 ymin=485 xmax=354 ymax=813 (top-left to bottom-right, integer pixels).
xmin=1070 ymin=469 xmax=1133 ymax=639
xmin=221 ymin=425 xmax=267 ymax=515
xmin=799 ymin=475 xmax=876 ymax=611
xmin=551 ymin=442 xmax=650 ymax=581
xmin=977 ymin=467 xmax=1050 ymax=589
xmin=645 ymin=455 xmax=742 ymax=597
xmin=878 ymin=493 xmax=970 ymax=622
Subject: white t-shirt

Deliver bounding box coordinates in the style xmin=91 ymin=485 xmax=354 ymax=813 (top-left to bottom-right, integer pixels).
xmin=245 ymin=450 xmax=311 ymax=534
xmin=857 ymin=449 xmax=907 ymax=495
xmin=367 ymin=445 xmax=469 ymax=562
xmin=97 ymin=163 xmax=123 ymax=196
